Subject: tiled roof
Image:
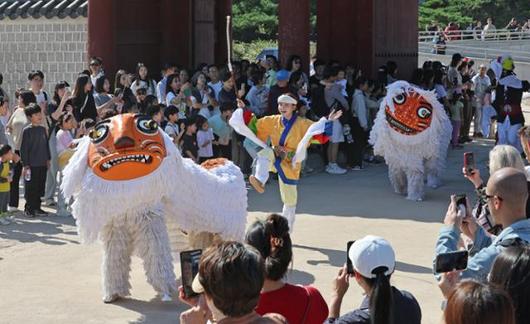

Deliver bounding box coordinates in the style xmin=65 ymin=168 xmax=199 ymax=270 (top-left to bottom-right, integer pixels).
xmin=0 ymin=0 xmax=88 ymax=20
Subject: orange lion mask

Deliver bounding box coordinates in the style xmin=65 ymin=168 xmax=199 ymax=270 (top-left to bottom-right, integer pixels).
xmin=384 ymin=89 xmax=433 ymax=135
xmin=87 ymin=113 xmax=167 ymax=181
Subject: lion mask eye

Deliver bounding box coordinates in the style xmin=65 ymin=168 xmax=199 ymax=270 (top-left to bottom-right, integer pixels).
xmin=417 ymin=107 xmax=432 ymax=119
xmin=393 ymin=93 xmax=406 ymax=105
xmin=89 ymin=124 xmax=109 ymax=144
xmin=136 ymin=117 xmax=158 ymax=135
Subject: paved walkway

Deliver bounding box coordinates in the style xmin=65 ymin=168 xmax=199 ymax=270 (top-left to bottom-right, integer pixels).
xmin=0 ymin=132 xmax=498 ymax=324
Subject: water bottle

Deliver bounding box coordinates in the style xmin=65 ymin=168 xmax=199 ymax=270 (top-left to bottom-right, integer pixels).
xmin=343 ymin=124 xmax=354 ymax=144
xmin=24 ymin=168 xmax=31 ymax=182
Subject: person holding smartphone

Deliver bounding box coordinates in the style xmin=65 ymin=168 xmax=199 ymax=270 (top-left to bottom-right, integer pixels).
xmin=463 ymin=145 xmax=528 ymax=235
xmin=436 ymin=168 xmax=530 ymax=282
xmin=326 ymin=236 xmax=422 ymax=324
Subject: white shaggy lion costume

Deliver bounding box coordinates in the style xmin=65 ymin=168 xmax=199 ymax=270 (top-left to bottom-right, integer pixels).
xmin=369 ymin=81 xmax=452 ymax=201
xmin=61 ymin=114 xmax=247 ymax=303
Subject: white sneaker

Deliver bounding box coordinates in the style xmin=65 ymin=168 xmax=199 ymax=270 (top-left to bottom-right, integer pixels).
xmin=0 ymin=217 xmax=10 ymax=225
xmin=326 ymin=163 xmax=347 ymax=175
xmin=7 ymin=206 xmax=18 ymax=212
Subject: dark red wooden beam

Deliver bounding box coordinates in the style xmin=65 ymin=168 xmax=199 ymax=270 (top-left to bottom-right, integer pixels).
xmin=278 ymin=0 xmax=310 ymax=71
xmin=88 ymin=0 xmax=116 ymax=75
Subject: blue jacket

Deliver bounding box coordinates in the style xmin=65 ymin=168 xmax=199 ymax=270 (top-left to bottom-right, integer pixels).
xmin=434 ymin=219 xmax=530 ymax=281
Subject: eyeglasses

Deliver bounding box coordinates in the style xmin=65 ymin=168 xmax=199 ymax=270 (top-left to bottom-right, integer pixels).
xmin=485 ymin=194 xmax=503 ymax=201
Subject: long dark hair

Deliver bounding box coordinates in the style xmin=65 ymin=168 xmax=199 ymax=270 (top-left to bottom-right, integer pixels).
xmin=286 ymin=55 xmax=302 ymax=71
xmin=366 ymin=267 xmax=393 ymax=324
xmin=245 ymin=214 xmax=292 ymax=281
xmin=95 ymin=75 xmax=109 ymax=94
xmin=53 ymin=81 xmax=70 ymax=105
xmin=72 ymin=74 xmax=91 ymax=98
xmin=165 ymin=73 xmax=180 ymax=96
xmin=114 ymin=69 xmax=128 ymax=90
xmin=489 ymin=243 xmax=530 ymax=324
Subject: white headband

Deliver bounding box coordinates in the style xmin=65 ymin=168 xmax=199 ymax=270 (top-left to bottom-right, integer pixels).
xmin=277 ymin=94 xmax=297 ymax=105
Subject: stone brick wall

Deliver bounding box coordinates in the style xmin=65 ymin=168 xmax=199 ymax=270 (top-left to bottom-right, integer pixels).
xmin=0 ymin=17 xmax=87 ymax=105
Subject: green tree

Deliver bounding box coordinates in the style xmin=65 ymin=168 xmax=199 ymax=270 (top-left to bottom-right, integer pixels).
xmin=232 ymin=0 xmax=278 ymax=42
xmin=420 ymin=0 xmax=530 ymax=30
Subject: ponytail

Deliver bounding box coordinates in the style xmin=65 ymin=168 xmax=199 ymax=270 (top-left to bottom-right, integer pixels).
xmin=245 ymin=214 xmax=292 ymax=281
xmin=369 ymin=266 xmax=393 ymax=324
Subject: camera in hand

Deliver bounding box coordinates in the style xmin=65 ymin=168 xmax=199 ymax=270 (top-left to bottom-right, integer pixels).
xmin=435 ymin=250 xmax=468 ymax=273
xmin=180 ymin=249 xmax=202 ymax=298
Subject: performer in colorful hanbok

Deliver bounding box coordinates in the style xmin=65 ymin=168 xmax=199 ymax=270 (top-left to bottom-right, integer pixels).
xmin=230 ymin=93 xmax=341 ymax=231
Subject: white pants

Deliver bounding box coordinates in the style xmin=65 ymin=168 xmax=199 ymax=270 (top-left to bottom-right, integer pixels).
xmin=481 ymin=105 xmax=497 ymax=137
xmin=255 ymin=149 xmax=297 ymax=232
xmin=497 ymin=117 xmax=523 ymax=153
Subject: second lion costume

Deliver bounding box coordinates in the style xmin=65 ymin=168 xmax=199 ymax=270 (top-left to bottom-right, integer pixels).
xmin=369 ymin=81 xmax=452 ymax=201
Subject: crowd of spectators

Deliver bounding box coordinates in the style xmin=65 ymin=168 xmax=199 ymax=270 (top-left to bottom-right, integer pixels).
xmin=0 ymin=50 xmax=523 ymax=220
xmin=1 ymin=45 xmax=530 ymax=323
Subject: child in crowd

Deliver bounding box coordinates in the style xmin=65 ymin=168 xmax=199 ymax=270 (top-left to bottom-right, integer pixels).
xmin=449 ymin=93 xmax=464 ymax=149
xmin=196 ymin=116 xmax=215 ymax=163
xmin=0 ymin=144 xmax=14 ymax=225
xmin=181 ymin=118 xmax=198 ymax=163
xmin=208 ymin=102 xmax=234 ymax=158
xmin=147 ymin=104 xmax=163 ymax=126
xmin=164 ymin=105 xmax=181 ymax=145
xmin=56 ymin=113 xmax=79 ymax=217
xmin=20 ymin=104 xmax=50 ymax=217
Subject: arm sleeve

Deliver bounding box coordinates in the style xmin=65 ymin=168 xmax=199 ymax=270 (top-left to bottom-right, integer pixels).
xmin=333 ymin=87 xmax=350 ymax=110
xmin=20 ymin=128 xmax=30 ymax=166
xmin=354 ymin=95 xmax=368 ymax=129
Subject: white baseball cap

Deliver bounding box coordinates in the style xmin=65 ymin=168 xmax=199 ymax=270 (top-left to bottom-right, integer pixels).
xmin=348 ymin=235 xmax=395 ymax=278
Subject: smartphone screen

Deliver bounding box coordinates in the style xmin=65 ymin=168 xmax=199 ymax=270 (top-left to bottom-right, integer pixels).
xmin=180 ymin=249 xmax=202 ymax=298
xmin=455 ymin=194 xmax=466 ymax=208
xmin=464 ymin=152 xmax=475 ymax=172
xmin=435 ymin=250 xmax=468 ymax=273
xmin=346 ymin=241 xmax=355 ymax=274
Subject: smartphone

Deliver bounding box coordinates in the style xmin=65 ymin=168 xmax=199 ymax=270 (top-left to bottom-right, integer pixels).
xmin=346 ymin=241 xmax=355 ymax=274
xmin=455 ymin=194 xmax=466 ymax=208
xmin=435 ymin=250 xmax=468 ymax=273
xmin=183 ymin=88 xmax=192 ymax=98
xmin=180 ymin=249 xmax=202 ymax=298
xmin=464 ymin=152 xmax=475 ymax=174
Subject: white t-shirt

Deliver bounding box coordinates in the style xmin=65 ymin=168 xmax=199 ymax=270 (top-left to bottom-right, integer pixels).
xmin=472 ymin=75 xmax=491 ymax=99
xmin=164 ymin=122 xmax=179 ymax=138
xmin=197 ymin=128 xmax=214 ymax=158
xmin=33 ymin=90 xmax=48 ymax=105
xmin=207 ymin=81 xmax=223 ymax=101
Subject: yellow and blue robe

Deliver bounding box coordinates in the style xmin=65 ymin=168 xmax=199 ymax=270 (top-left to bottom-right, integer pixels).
xmin=243 ymin=110 xmax=331 ymax=184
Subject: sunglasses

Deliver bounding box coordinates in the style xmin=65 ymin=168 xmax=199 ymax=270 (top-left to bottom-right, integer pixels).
xmin=485 ymin=194 xmax=503 ymax=201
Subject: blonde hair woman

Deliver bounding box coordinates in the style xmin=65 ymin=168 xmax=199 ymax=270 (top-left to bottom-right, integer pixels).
xmin=463 ymin=145 xmax=528 ymax=234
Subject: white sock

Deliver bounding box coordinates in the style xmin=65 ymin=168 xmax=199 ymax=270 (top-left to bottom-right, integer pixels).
xmin=254 ymin=156 xmax=270 ymax=184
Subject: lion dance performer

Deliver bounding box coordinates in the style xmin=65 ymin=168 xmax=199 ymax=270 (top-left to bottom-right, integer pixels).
xmin=229 ymin=94 xmax=341 ymax=230
xmin=491 ymin=55 xmax=530 ymax=152
xmin=61 ymin=113 xmax=246 ymax=303
xmin=369 ymin=81 xmax=452 ymax=201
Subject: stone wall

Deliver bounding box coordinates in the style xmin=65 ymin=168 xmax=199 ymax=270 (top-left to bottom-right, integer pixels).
xmin=0 ymin=17 xmax=88 ymax=105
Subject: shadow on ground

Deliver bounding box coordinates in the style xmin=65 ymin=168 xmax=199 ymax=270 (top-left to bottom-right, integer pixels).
xmin=248 ymin=139 xmax=493 ymax=224
xmin=295 ymin=244 xmax=432 ymax=274
xmin=0 ymin=214 xmax=78 ymax=246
